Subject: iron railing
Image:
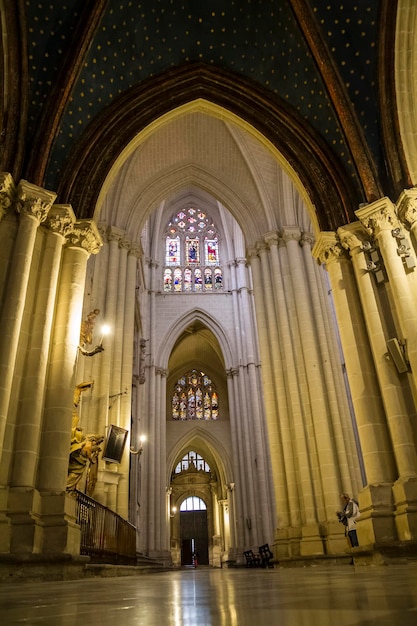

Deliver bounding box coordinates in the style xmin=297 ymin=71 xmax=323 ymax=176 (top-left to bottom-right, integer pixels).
xmin=74 ymin=490 xmax=137 ymax=565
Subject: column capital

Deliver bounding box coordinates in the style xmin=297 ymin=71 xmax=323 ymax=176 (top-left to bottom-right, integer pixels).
xmin=246 ymin=246 xmax=258 ymax=262
xmin=263 ymin=231 xmax=280 ymax=248
xmin=129 ymin=242 xmax=143 ymax=258
xmin=16 ymin=179 xmax=57 ymax=223
xmin=282 ymin=226 xmax=301 ymax=244
xmin=300 ymin=231 xmax=315 ymax=248
xmin=107 ymin=225 xmax=125 ymax=243
xmin=312 ymin=231 xmax=348 ymax=265
xmin=119 ymin=236 xmax=131 ymax=251
xmin=355 ymin=197 xmax=400 ymax=236
xmin=397 ymin=188 xmax=417 ymax=229
xmin=65 ymin=219 xmax=103 ymax=255
xmin=226 ymin=367 xmax=239 ymax=378
xmin=0 ymin=172 xmax=16 ymax=220
xmin=44 ymin=204 xmax=76 ymax=237
xmin=337 ymin=222 xmax=371 ymax=254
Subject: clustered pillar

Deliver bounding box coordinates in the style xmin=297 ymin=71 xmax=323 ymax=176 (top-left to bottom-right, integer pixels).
xmin=314 ymin=192 xmax=417 ymax=547
xmin=248 ymin=227 xmax=363 ymax=558
xmin=0 ymin=175 xmax=102 ymax=555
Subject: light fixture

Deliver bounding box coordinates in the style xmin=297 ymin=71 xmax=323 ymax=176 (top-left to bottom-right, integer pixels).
xmin=170 ymin=506 xmax=177 ymax=518
xmin=99 ymin=324 xmax=111 ymax=346
xmin=130 ymin=434 xmax=146 ymax=456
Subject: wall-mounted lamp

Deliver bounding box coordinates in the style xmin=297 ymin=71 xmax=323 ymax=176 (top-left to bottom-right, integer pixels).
xmin=130 ymin=434 xmax=146 ymax=456
xmin=170 ymin=506 xmax=177 ymax=518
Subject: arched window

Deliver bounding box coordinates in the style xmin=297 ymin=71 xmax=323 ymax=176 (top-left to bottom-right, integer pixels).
xmin=180 ymin=496 xmax=207 ymax=512
xmin=163 ymin=207 xmax=223 ymax=292
xmin=172 ymin=369 xmax=219 ymax=420
xmin=174 ymin=450 xmax=211 ymax=474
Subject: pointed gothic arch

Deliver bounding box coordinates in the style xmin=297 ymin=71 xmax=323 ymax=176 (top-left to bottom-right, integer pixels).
xmin=57 ymin=62 xmax=360 ymax=231
xmin=157 ymin=308 xmax=234 ymax=371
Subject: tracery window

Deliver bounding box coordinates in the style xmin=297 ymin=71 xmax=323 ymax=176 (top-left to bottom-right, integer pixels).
xmin=163 ymin=207 xmax=222 ymax=292
xmin=174 ymin=451 xmax=210 ymax=474
xmin=171 ymin=369 xmax=219 ymax=420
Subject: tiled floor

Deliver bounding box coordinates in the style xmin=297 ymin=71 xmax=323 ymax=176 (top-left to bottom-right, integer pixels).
xmin=1 ymin=564 xmax=417 ymax=625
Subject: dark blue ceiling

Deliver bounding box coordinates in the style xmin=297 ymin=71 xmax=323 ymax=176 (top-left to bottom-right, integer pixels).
xmin=24 ymin=0 xmax=380 ymax=193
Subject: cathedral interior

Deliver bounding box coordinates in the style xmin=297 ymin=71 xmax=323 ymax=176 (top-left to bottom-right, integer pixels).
xmin=1 ymin=0 xmax=417 ymax=579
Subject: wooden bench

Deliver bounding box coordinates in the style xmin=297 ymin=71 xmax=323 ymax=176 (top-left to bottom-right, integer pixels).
xmin=243 ymin=549 xmax=261 ymax=567
xmin=258 ymin=543 xmax=274 ymax=568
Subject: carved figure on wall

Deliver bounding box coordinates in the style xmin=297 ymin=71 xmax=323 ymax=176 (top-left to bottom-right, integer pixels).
xmin=67 ymin=381 xmax=103 ymax=496
xmin=67 ymin=424 xmax=104 ymax=494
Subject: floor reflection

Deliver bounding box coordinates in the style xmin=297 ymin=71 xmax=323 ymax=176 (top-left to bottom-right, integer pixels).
xmin=1 ymin=565 xmax=417 ymax=625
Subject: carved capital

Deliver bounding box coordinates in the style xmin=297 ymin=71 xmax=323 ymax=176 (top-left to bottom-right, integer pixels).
xmin=312 ymin=232 xmax=347 ymax=265
xmin=263 ymin=231 xmax=280 ymax=248
xmin=16 ymin=179 xmax=57 ymax=223
xmin=107 ymin=225 xmax=125 ymax=243
xmin=300 ymin=231 xmax=315 ymax=248
xmin=44 ymin=204 xmax=75 ymax=237
xmin=0 ymin=172 xmax=16 ymax=220
xmin=355 ymin=197 xmax=399 ymax=236
xmin=119 ymin=237 xmax=131 ymax=251
xmin=397 ymin=188 xmax=417 ymax=229
xmin=337 ymin=222 xmax=370 ymax=254
xmin=65 ymin=219 xmax=103 ymax=255
xmin=282 ymin=227 xmax=301 ymax=244
xmin=129 ymin=242 xmax=143 ymax=258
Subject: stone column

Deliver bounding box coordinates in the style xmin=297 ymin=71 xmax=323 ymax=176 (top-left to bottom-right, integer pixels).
xmin=227 ymin=259 xmax=261 ymax=547
xmin=226 ymin=368 xmax=244 ymax=552
xmin=265 ymin=232 xmax=315 ymax=537
xmin=234 ymin=256 xmax=275 ymax=543
xmin=36 ymin=219 xmax=102 ymax=554
xmin=118 ymin=243 xmax=139 ymax=521
xmin=315 ymin=229 xmax=397 ymax=545
xmin=0 ymin=181 xmax=56 ymax=461
xmin=11 ymin=206 xmax=75 ymax=488
xmin=247 ymin=247 xmax=289 ymax=557
xmin=356 ymin=198 xmax=417 ymax=541
xmin=282 ymin=228 xmax=340 ymax=529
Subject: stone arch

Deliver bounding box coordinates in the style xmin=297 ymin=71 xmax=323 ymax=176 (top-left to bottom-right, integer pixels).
xmin=156 ymin=308 xmax=234 ymax=372
xmin=166 ymin=426 xmax=233 ymax=490
xmin=57 ymin=62 xmax=360 ymax=231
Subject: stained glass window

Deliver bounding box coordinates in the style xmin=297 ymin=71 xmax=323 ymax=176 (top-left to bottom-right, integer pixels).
xmin=171 ymin=369 xmax=219 ymax=420
xmin=163 ymin=207 xmax=222 ymax=292
xmin=174 ymin=451 xmax=211 ymax=474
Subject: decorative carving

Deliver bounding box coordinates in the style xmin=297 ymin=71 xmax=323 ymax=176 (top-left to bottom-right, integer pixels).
xmin=44 ymin=204 xmax=75 ymax=236
xmin=16 ymin=179 xmax=57 ymax=223
xmin=65 ymin=219 xmax=103 ymax=255
xmin=0 ymin=172 xmax=16 ymax=220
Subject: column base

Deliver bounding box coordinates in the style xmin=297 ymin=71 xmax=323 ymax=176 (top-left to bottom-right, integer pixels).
xmin=6 ymin=488 xmax=81 ymax=556
xmin=0 ymin=486 xmax=10 ymax=552
xmin=300 ymin=523 xmax=325 ymax=556
xmin=274 ymin=526 xmax=302 ymax=558
xmin=7 ymin=487 xmax=42 ymax=554
xmin=356 ymin=483 xmax=396 ymax=545
xmin=393 ymin=476 xmax=417 ymax=541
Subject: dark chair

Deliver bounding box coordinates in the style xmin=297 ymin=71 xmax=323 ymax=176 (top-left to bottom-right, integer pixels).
xmin=243 ymin=549 xmax=261 ymax=567
xmin=258 ymin=544 xmax=274 ymax=568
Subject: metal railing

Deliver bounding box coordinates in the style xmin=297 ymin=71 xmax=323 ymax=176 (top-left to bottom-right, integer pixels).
xmin=74 ymin=490 xmax=137 ymax=565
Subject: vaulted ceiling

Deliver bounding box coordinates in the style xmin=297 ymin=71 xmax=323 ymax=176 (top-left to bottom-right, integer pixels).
xmin=1 ymin=1 xmax=411 ymax=232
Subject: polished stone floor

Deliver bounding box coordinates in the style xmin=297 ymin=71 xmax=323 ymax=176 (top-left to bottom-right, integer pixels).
xmin=1 ymin=564 xmax=417 ymax=625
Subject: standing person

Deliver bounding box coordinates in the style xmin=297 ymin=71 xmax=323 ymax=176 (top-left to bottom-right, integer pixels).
xmin=339 ymin=493 xmax=360 ymax=547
